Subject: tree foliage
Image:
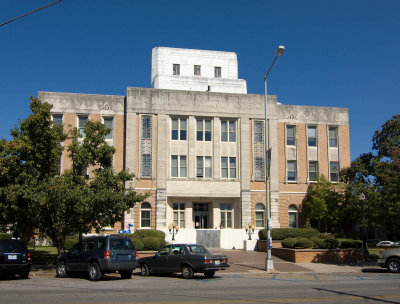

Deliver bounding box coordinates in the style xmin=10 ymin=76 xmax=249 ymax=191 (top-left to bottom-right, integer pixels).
xmin=302 ymin=175 xmax=345 ymax=233
xmin=341 ymin=114 xmax=400 ymax=239
xmin=0 ymin=97 xmax=148 ymax=253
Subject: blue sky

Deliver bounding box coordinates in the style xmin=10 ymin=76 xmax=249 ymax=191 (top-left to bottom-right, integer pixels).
xmin=1 ymin=0 xmax=399 ymax=160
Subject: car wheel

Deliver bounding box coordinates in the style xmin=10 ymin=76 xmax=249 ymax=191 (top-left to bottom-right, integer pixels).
xmin=120 ymin=270 xmax=133 ymax=279
xmin=182 ymin=265 xmax=194 ymax=279
xmin=204 ymin=271 xmax=215 ymax=278
xmin=387 ymin=258 xmax=400 ymax=273
xmin=56 ymin=261 xmax=68 ymax=278
xmin=140 ymin=263 xmax=150 ymax=276
xmin=19 ymin=271 xmax=29 ymax=279
xmin=88 ymin=262 xmax=102 ymax=281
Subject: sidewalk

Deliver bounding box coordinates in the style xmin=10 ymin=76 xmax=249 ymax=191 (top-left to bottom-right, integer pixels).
xmin=213 ymin=249 xmax=383 ymax=274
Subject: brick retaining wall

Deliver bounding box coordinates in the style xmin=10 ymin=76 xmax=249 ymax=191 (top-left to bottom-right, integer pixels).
xmin=257 ymin=241 xmax=364 ymax=263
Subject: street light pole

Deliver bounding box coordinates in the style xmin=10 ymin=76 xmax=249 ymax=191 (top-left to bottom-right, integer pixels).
xmin=264 ymin=46 xmax=285 ymax=272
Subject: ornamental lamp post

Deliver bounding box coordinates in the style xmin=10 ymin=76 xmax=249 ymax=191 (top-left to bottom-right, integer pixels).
xmin=359 ymin=193 xmax=367 ymax=253
xmin=245 ymin=223 xmax=256 ymax=240
xmin=168 ymin=223 xmax=179 ymax=241
xmin=264 ymin=45 xmax=285 ymax=273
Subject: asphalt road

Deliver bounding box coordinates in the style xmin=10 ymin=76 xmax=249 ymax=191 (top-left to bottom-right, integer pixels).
xmin=1 ymin=272 xmax=400 ymax=304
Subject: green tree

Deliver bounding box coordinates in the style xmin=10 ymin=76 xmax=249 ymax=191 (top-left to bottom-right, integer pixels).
xmin=0 ymin=97 xmax=147 ymax=253
xmin=341 ymin=114 xmax=400 ymax=239
xmin=302 ymin=175 xmax=344 ymax=233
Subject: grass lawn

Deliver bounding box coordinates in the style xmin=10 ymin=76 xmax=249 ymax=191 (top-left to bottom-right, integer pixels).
xmin=28 ymin=246 xmax=58 ymax=265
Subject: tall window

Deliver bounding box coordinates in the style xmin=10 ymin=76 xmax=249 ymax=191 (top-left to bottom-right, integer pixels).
xmin=254 ymin=157 xmax=265 ymax=180
xmin=194 ymin=65 xmax=201 ymax=76
xmin=309 ymin=161 xmax=319 ymax=182
xmin=220 ymin=203 xmax=232 ymax=228
xmin=171 ymin=118 xmax=187 ymax=140
xmin=329 ymin=126 xmax=338 ymax=147
xmin=142 ymin=116 xmax=152 ymax=139
xmin=196 ymin=119 xmax=212 ymax=141
xmin=254 ymin=121 xmax=264 ymax=143
xmin=171 ymin=155 xmax=187 ymax=178
xmin=173 ymin=203 xmax=185 ymax=228
xmin=286 ymin=125 xmax=296 ymax=146
xmin=255 ymin=203 xmax=265 ymax=228
xmin=221 ymin=120 xmax=236 ymax=142
xmin=78 ymin=115 xmax=88 ymax=138
xmin=307 ymin=126 xmax=317 ymax=147
xmin=141 ymin=154 xmax=152 ymax=177
xmin=52 ymin=114 xmax=63 ymax=131
xmin=221 ymin=157 xmax=236 ymax=179
xmin=287 ymin=160 xmax=297 ymax=181
xmin=288 ymin=205 xmax=298 ymax=228
xmin=330 ymin=161 xmax=339 ymax=182
xmin=141 ymin=202 xmax=151 ymax=228
xmin=173 ymin=64 xmax=180 ymax=75
xmin=103 ymin=117 xmax=113 ymax=140
xmin=196 ymin=156 xmax=212 ymax=178
xmin=214 ymin=66 xmax=221 ymax=78
xmin=253 ymin=120 xmax=265 ymax=181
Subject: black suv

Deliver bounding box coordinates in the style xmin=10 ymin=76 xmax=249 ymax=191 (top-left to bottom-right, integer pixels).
xmin=56 ymin=235 xmax=138 ymax=281
xmin=0 ymin=239 xmax=31 ymax=279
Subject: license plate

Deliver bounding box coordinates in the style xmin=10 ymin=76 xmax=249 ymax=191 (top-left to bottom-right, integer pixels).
xmin=214 ymin=260 xmax=220 ymax=266
xmin=8 ymin=255 xmax=17 ymax=260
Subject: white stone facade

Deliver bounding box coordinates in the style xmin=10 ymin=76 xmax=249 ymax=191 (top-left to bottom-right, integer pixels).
xmin=151 ymin=47 xmax=247 ymax=94
xmin=38 ymin=47 xmax=350 ymax=249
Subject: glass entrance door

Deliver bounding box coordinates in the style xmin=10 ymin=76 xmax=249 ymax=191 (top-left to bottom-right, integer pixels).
xmin=193 ymin=203 xmax=209 ymax=229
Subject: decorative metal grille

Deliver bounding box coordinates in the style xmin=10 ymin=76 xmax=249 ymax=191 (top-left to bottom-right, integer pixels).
xmin=140 ymin=115 xmax=152 ymax=177
xmin=253 ymin=120 xmax=265 ymax=180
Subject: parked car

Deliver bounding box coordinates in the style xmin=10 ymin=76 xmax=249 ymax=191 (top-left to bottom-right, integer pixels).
xmin=138 ymin=243 xmax=229 ymax=279
xmin=377 ymin=241 xmax=394 ymax=247
xmin=56 ymin=235 xmax=138 ymax=281
xmin=392 ymin=241 xmax=400 ymax=247
xmin=378 ymin=247 xmax=400 ymax=273
xmin=0 ymin=239 xmax=31 ymax=279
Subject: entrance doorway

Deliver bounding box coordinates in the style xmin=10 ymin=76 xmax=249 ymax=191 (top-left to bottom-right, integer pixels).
xmin=193 ymin=203 xmax=209 ymax=229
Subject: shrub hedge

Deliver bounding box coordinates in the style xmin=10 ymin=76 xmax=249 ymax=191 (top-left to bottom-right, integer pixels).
xmin=0 ymin=233 xmax=12 ymax=239
xmin=259 ymin=228 xmax=319 ymax=240
xmin=310 ymin=237 xmax=325 ymax=248
xmin=323 ymin=238 xmax=340 ymax=249
xmin=133 ymin=230 xmax=165 ymax=240
xmin=116 ymin=230 xmax=166 ymax=251
xmin=281 ymin=238 xmax=298 ymax=248
xmin=142 ymin=237 xmax=161 ymax=250
xmin=319 ymin=233 xmax=335 ymax=240
xmin=338 ymin=238 xmax=363 ymax=249
xmin=131 ymin=238 xmax=144 ymax=251
xmin=296 ymin=238 xmax=314 ymax=249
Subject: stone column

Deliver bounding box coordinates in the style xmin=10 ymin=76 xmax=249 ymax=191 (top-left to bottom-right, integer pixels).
xmin=240 ymin=118 xmax=251 ymax=228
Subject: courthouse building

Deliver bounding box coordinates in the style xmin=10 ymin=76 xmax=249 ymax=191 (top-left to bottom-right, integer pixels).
xmin=38 ymin=47 xmax=350 ymax=248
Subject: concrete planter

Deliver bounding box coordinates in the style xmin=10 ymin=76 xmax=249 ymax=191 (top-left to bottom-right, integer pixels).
xmin=257 ymin=240 xmax=364 ymax=263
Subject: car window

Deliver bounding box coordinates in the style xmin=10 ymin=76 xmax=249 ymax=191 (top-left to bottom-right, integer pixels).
xmin=0 ymin=240 xmax=27 ymax=252
xmin=171 ymin=245 xmax=184 ymax=255
xmin=97 ymin=238 xmax=106 ymax=250
xmin=72 ymin=242 xmax=83 ymax=251
xmin=187 ymin=245 xmax=211 ymax=254
xmin=158 ymin=246 xmax=171 ymax=256
xmin=110 ymin=238 xmax=135 ymax=250
xmin=85 ymin=240 xmax=95 ymax=252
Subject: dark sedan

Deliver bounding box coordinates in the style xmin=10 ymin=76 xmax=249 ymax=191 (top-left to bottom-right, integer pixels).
xmin=138 ymin=243 xmax=229 ymax=279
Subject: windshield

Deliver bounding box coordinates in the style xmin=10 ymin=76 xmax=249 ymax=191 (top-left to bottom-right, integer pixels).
xmin=186 ymin=244 xmax=211 ymax=254
xmin=110 ymin=238 xmax=135 ymax=250
xmin=0 ymin=240 xmax=27 ymax=252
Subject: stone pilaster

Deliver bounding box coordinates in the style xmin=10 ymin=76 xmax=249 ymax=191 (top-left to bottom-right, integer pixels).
xmin=156 ymin=189 xmax=167 ymax=229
